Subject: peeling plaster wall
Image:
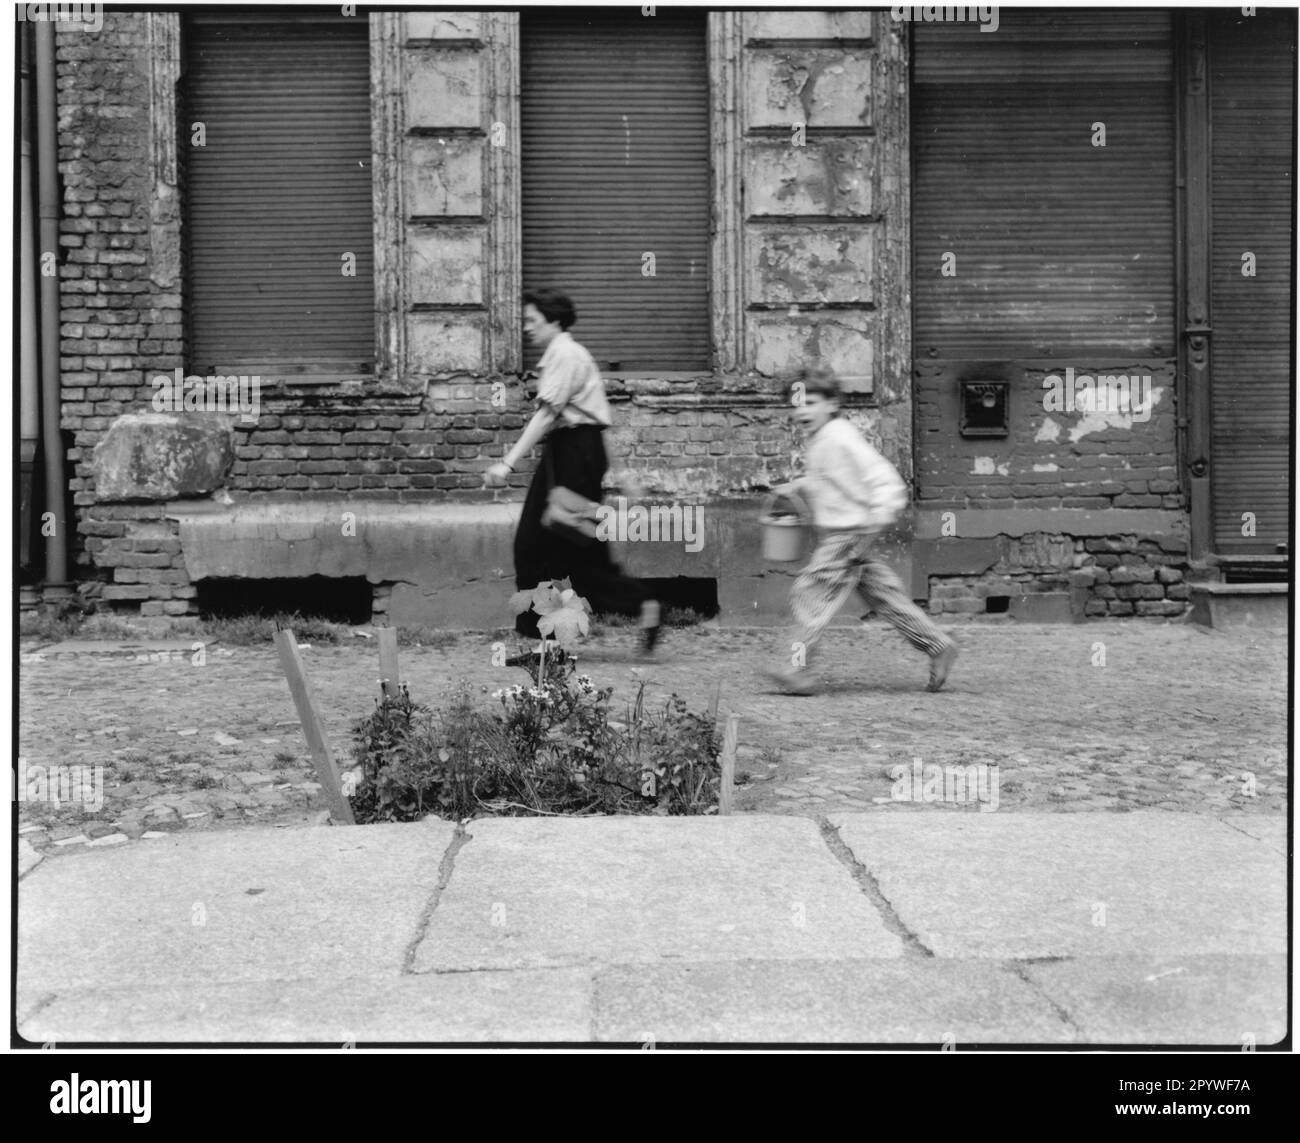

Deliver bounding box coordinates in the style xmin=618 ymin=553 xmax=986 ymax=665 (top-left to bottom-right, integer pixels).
xmin=912 ymin=359 xmax=1186 ymax=615
xmin=915 ymin=361 xmax=1180 ymax=511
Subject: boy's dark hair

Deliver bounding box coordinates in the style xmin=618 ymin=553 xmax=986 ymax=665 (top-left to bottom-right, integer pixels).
xmin=523 ymin=288 xmax=576 ymax=330
xmin=791 ymin=367 xmax=842 ymax=403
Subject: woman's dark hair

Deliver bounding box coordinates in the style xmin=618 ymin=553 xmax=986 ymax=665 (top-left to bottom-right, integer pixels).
xmin=790 ymin=367 xmax=842 ymax=403
xmin=523 ymin=288 xmax=576 ymax=330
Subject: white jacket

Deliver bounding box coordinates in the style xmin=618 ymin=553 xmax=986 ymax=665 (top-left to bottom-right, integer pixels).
xmin=794 ymin=418 xmax=908 ymax=532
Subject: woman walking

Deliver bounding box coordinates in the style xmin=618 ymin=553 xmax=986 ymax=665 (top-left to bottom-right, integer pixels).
xmin=484 ymin=288 xmax=661 ymax=650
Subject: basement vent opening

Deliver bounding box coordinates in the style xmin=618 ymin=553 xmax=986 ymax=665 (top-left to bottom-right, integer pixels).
xmin=1223 ymin=567 xmax=1289 ymax=584
xmin=196 ymin=576 xmax=373 ymax=625
xmin=985 ymin=595 xmax=1010 ymax=614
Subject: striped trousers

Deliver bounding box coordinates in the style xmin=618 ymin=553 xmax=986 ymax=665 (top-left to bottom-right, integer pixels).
xmin=787 ymin=530 xmax=950 ymax=663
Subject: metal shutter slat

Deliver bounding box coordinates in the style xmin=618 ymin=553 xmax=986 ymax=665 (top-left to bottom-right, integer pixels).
xmin=912 ymin=15 xmax=1175 ymax=360
xmin=185 ymin=17 xmax=374 ymax=374
xmin=521 ymin=10 xmax=710 ymax=372
xmin=1209 ymin=11 xmax=1295 ymax=550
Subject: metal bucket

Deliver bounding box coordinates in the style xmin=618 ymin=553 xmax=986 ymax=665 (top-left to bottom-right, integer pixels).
xmin=759 ymin=490 xmax=810 ymax=562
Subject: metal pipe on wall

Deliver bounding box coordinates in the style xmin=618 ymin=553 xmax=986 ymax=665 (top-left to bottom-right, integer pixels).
xmin=19 ymin=24 xmax=41 ymax=592
xmin=35 ymin=20 xmax=71 ymax=601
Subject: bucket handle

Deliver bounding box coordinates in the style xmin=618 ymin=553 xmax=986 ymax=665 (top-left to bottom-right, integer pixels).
xmin=760 ymin=487 xmax=811 ymax=523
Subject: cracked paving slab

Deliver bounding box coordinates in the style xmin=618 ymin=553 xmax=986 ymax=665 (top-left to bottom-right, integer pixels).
xmin=591 ymin=958 xmax=1075 ymax=1044
xmin=830 ymin=812 xmax=1286 ymax=959
xmin=1021 ymin=954 xmax=1287 ymax=1046
xmin=411 ymin=815 xmax=902 ymax=973
xmin=17 ymin=821 xmax=456 ymax=1009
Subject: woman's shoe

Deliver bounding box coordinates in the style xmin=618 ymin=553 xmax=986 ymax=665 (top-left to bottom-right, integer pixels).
xmin=639 ymin=600 xmax=661 ymax=655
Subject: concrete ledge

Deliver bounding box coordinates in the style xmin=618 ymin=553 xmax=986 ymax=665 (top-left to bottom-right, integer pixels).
xmin=914 ymin=508 xmax=1186 ymax=541
xmin=168 ymin=502 xmax=522 ymax=582
xmin=1189 ymin=583 xmax=1288 ymax=628
xmin=162 ymin=499 xmax=913 ymax=627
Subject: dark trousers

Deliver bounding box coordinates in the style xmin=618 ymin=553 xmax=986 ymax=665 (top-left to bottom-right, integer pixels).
xmin=514 ymin=426 xmax=650 ymax=638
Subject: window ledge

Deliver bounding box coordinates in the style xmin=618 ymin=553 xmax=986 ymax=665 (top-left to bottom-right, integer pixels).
xmin=251 ymin=373 xmax=425 ymax=399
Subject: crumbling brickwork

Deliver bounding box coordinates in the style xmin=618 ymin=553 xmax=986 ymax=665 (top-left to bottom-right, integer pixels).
xmin=79 ymin=506 xmax=192 ymax=615
xmin=56 ymin=15 xmax=185 ymax=588
xmin=929 ymin=533 xmax=1190 ymax=618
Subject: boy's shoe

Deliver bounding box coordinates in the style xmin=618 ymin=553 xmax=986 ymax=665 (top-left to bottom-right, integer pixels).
xmin=764 ymin=667 xmax=819 ymax=696
xmin=927 ymin=641 xmax=958 ymax=692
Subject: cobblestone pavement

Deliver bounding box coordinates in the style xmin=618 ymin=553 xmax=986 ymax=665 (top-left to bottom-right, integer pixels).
xmin=18 ymin=620 xmax=1286 ymax=860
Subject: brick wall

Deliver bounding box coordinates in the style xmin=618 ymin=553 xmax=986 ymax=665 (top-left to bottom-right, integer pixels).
xmin=79 ymin=506 xmax=193 ymax=616
xmin=225 ymin=393 xmax=836 ymax=502
xmin=57 ymin=15 xmax=186 ymax=601
xmin=928 ymin=532 xmax=1190 ymax=619
xmin=912 ymin=359 xmax=1187 ymax=617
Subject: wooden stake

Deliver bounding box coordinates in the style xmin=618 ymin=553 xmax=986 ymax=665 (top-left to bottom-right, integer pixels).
xmin=274 ymin=629 xmax=355 ymax=825
xmin=377 ymin=626 xmax=400 ymax=700
xmin=719 ymin=712 xmax=738 ymax=816
xmin=707 ymin=681 xmax=721 ymax=728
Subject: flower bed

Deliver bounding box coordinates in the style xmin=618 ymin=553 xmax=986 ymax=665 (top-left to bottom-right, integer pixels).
xmin=348 ymin=645 xmax=720 ymax=823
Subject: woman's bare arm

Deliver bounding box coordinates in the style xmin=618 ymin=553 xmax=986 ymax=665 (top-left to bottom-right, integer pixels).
xmin=504 ymin=405 xmax=557 ymax=470
xmin=485 ymin=404 xmax=558 ymax=486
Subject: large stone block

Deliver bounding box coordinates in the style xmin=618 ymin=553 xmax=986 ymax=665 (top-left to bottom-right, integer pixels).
xmin=406 ymin=313 xmax=486 ymax=374
xmin=406 ymin=12 xmax=482 ymax=41
xmin=749 ymin=312 xmax=873 ymax=391
xmin=743 ymin=11 xmax=876 ymax=41
xmin=747 ymin=225 xmax=874 ymax=305
xmin=1188 ymin=583 xmax=1288 ymax=629
xmin=746 ymin=49 xmax=872 ymax=128
xmin=404 ymin=136 xmax=484 ymax=217
xmin=746 ymin=138 xmax=873 ymax=217
xmin=164 ymin=499 xmax=915 ymax=627
xmin=407 ymin=227 xmax=484 ymax=305
xmin=92 ymin=413 xmax=233 ymax=503
xmin=406 ymin=49 xmax=482 ymax=129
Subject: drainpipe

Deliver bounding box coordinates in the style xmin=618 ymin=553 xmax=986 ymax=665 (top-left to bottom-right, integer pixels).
xmin=19 ymin=25 xmax=40 ymax=604
xmin=35 ymin=20 xmax=72 ymax=603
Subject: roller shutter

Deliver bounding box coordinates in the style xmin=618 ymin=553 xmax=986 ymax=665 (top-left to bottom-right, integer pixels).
xmin=521 ymin=9 xmax=710 ymax=372
xmin=912 ymin=11 xmax=1175 ymax=359
xmin=184 ymin=12 xmax=374 ymax=375
xmin=1209 ymin=10 xmax=1295 ymax=552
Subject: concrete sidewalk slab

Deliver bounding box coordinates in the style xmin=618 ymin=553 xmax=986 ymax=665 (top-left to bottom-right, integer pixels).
xmin=412 ymin=816 xmax=901 ymax=972
xmin=591 ymin=958 xmax=1075 ymax=1044
xmin=830 ymin=812 xmax=1285 ymax=959
xmin=18 ymin=822 xmax=454 ymax=997
xmin=19 ymin=969 xmax=593 ymax=1044
xmin=1022 ymin=955 xmax=1287 ymax=1046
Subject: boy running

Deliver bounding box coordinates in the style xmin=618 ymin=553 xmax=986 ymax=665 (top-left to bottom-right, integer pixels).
xmin=765 ymin=368 xmax=958 ymax=695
